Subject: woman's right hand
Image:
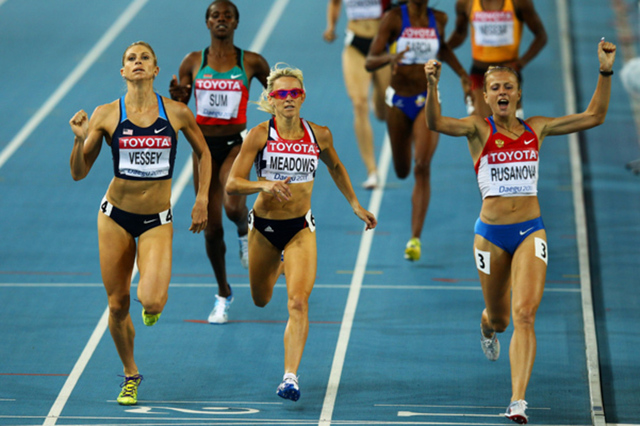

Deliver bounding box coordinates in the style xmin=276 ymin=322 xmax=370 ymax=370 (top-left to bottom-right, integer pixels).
xmin=169 ymin=75 xmax=191 ymax=103
xmin=424 ymin=60 xmax=441 ymax=86
xmin=266 ymin=177 xmax=292 ymax=202
xmin=69 ymin=110 xmax=89 ymax=140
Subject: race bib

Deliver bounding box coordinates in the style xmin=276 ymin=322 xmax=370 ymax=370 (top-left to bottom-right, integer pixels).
xmin=194 ymin=78 xmax=242 ymax=120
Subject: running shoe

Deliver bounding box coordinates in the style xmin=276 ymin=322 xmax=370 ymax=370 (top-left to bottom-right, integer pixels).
xmin=505 ymin=400 xmax=528 ymax=424
xmin=404 ymin=237 xmax=421 ymax=261
xmin=117 ymin=374 xmax=143 ymax=406
xmin=276 ymin=373 xmax=300 ymax=402
xmin=480 ymin=329 xmax=500 ymax=361
xmin=362 ymin=173 xmax=378 ymax=189
xmin=208 ymin=286 xmax=234 ymax=324
xmin=239 ymin=235 xmax=249 ymax=269
xmin=141 ymin=309 xmax=161 ymax=327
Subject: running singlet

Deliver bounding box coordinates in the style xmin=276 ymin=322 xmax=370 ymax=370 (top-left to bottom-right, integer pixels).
xmin=111 ymin=93 xmax=178 ymax=181
xmin=344 ymin=0 xmax=389 ymax=20
xmin=470 ymin=0 xmax=522 ymax=63
xmin=254 ymin=118 xmax=321 ymax=184
xmin=194 ymin=46 xmax=249 ymax=126
xmin=389 ymin=4 xmax=440 ymax=65
xmin=475 ymin=116 xmax=539 ymax=198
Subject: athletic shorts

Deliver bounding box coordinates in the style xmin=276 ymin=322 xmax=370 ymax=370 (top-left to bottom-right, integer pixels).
xmin=344 ymin=29 xmax=373 ymax=57
xmin=385 ymin=86 xmax=428 ymax=121
xmin=99 ymin=196 xmax=172 ymax=238
xmin=205 ymin=133 xmax=243 ymax=167
xmin=248 ymin=209 xmax=315 ymax=251
xmin=474 ymin=216 xmax=545 ymax=255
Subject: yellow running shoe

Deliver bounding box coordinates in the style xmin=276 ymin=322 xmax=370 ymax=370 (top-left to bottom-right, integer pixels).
xmin=117 ymin=374 xmax=143 ymax=405
xmin=404 ymin=237 xmax=421 ymax=261
xmin=142 ymin=309 xmax=161 ymax=326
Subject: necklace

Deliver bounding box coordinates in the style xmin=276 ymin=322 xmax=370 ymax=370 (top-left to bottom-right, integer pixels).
xmin=495 ymin=122 xmax=522 ymax=138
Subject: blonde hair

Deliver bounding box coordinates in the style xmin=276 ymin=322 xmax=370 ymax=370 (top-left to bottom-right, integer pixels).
xmin=254 ymin=63 xmax=305 ymax=115
xmin=483 ymin=66 xmax=521 ymax=92
xmin=122 ymin=41 xmax=157 ymax=66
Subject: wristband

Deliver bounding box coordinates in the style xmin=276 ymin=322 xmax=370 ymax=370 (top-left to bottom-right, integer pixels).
xmin=600 ymin=69 xmax=614 ymax=76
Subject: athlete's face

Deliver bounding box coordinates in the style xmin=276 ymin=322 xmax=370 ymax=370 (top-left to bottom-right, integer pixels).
xmin=206 ymin=2 xmax=238 ymax=38
xmin=483 ymin=72 xmax=521 ymax=117
xmin=120 ymin=45 xmax=159 ymax=82
xmin=269 ymin=76 xmax=305 ymax=118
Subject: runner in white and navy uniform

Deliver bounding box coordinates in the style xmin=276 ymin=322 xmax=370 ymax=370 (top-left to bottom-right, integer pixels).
xmin=226 ymin=64 xmax=377 ymax=403
xmin=169 ymin=0 xmax=270 ymax=324
xmin=366 ymin=0 xmax=470 ymax=262
xmin=425 ymin=40 xmax=616 ymax=422
xmin=69 ymin=41 xmax=211 ymax=406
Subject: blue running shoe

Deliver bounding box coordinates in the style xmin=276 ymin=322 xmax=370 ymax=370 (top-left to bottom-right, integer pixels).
xmin=276 ymin=374 xmax=300 ymax=402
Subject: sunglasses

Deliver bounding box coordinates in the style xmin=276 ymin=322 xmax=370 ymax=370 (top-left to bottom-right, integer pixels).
xmin=269 ymin=88 xmax=305 ymax=99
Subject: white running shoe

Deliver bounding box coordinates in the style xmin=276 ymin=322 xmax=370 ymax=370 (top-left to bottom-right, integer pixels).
xmin=362 ymin=173 xmax=377 ymax=189
xmin=505 ymin=400 xmax=528 ymax=424
xmin=480 ymin=329 xmax=500 ymax=361
xmin=276 ymin=373 xmax=300 ymax=402
xmin=208 ymin=289 xmax=234 ymax=324
xmin=238 ymin=235 xmax=249 ymax=269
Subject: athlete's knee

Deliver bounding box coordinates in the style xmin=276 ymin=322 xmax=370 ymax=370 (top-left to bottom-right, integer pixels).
xmin=108 ymin=293 xmax=131 ymax=320
xmin=287 ymin=294 xmax=309 ymax=316
xmin=252 ymin=291 xmax=271 ymax=308
xmin=413 ymin=159 xmax=432 ymax=179
xmin=224 ymin=203 xmax=247 ymax=224
xmin=490 ymin=318 xmax=510 ymax=333
xmin=351 ymin=96 xmax=369 ymax=116
xmin=204 ymin=223 xmax=224 ymax=242
xmin=394 ymin=160 xmax=411 ymax=179
xmin=512 ymin=305 xmax=537 ymax=328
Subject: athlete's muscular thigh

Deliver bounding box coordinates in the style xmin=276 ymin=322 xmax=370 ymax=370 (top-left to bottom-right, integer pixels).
xmin=511 ymin=230 xmax=548 ymax=318
xmin=342 ymin=47 xmax=371 ymax=102
xmin=136 ymin=223 xmax=173 ymax=309
xmin=248 ymin=228 xmax=281 ymax=307
xmin=282 ymin=229 xmax=317 ymax=301
xmin=474 ymin=234 xmax=512 ymax=321
xmin=98 ymin=213 xmax=136 ymax=298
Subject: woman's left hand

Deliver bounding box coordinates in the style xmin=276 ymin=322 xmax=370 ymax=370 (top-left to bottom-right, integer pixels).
xmin=189 ymin=198 xmax=208 ymax=233
xmin=354 ymin=206 xmax=377 ymax=230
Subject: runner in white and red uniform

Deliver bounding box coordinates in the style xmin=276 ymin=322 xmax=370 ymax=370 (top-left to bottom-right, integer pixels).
xmin=226 ymin=64 xmax=376 ymax=403
xmin=169 ymin=0 xmax=270 ymax=324
xmin=425 ymin=40 xmax=616 ymax=423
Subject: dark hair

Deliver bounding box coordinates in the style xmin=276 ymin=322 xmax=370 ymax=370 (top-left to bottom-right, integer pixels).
xmin=206 ymin=0 xmax=239 ymax=23
xmin=483 ymin=66 xmax=521 ymax=92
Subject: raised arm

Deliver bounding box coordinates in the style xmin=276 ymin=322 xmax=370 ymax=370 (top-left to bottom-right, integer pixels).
xmin=69 ymin=104 xmax=111 ymax=181
xmin=513 ymin=0 xmax=548 ymax=70
xmin=446 ymin=0 xmax=470 ymax=50
xmin=531 ymin=40 xmax=616 ymax=139
xmin=315 ymin=124 xmax=377 ymax=230
xmin=425 ymin=60 xmax=480 ymax=138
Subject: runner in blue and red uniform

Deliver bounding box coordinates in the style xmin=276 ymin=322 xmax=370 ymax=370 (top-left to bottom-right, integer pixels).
xmin=170 ymin=0 xmax=270 ymax=324
xmin=425 ymin=39 xmax=616 ymax=424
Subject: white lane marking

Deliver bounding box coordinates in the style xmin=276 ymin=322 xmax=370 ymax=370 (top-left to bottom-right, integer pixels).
xmin=0 ymin=0 xmax=149 ymax=171
xmin=319 ymin=134 xmax=391 ymax=425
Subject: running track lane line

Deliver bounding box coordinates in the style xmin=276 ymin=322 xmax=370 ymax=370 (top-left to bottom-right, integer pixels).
xmin=0 ymin=0 xmax=149 ymax=171
xmin=319 ymin=134 xmax=391 ymax=425
xmin=557 ymin=0 xmax=605 ymax=425
xmin=41 ymin=1 xmax=289 ymax=425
